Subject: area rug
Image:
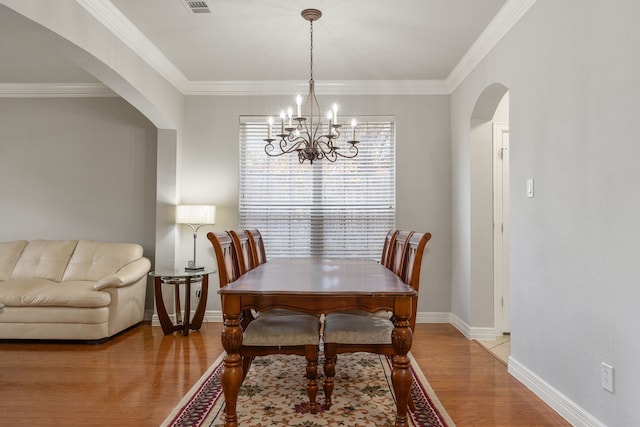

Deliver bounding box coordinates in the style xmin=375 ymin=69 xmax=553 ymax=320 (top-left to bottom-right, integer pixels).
xmin=161 ymin=352 xmax=455 ymax=427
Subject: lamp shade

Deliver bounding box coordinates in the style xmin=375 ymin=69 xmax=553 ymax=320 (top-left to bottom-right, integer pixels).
xmin=176 ymin=205 xmax=216 ymax=225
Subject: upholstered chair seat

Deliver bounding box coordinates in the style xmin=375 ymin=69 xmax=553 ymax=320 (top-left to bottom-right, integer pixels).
xmin=243 ymin=314 xmax=320 ymax=346
xmin=323 ymin=313 xmax=394 ymax=344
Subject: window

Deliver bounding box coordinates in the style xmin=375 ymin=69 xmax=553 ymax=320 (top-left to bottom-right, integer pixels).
xmin=239 ymin=116 xmax=395 ymax=259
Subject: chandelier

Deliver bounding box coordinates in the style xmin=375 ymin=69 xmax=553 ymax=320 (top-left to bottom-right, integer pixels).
xmin=264 ymin=9 xmax=359 ymax=164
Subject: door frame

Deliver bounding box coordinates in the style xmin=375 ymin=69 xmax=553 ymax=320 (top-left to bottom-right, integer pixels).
xmin=493 ymin=122 xmax=510 ymax=335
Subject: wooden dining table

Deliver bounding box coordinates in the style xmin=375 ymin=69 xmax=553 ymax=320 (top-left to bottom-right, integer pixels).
xmin=218 ymin=257 xmax=418 ymax=427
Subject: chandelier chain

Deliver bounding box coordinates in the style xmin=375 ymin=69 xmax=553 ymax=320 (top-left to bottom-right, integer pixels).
xmin=309 ymin=20 xmax=314 ymax=81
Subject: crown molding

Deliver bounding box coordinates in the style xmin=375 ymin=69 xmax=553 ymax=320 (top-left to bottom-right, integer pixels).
xmin=25 ymin=0 xmax=536 ymax=97
xmin=0 ymin=83 xmax=117 ymax=97
xmin=183 ymin=79 xmax=450 ymax=96
xmin=76 ymin=0 xmax=190 ymax=92
xmin=446 ymin=0 xmax=538 ymax=92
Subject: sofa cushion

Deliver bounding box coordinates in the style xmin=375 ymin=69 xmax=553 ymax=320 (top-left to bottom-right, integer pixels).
xmin=11 ymin=240 xmax=78 ymax=282
xmin=62 ymin=240 xmax=144 ymax=282
xmin=0 ymin=240 xmax=28 ymax=281
xmin=0 ymin=278 xmax=54 ymax=306
xmin=20 ymin=281 xmax=111 ymax=308
xmin=0 ymin=306 xmax=109 ymax=324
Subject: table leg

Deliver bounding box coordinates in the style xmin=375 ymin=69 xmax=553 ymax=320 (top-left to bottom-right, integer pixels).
xmin=183 ymin=278 xmax=191 ymax=336
xmin=391 ymin=313 xmax=413 ymax=427
xmin=191 ymin=274 xmax=208 ymax=330
xmin=174 ymin=283 xmax=182 ymax=326
xmin=221 ymin=296 xmax=243 ymax=427
xmin=154 ymin=277 xmax=174 ymax=335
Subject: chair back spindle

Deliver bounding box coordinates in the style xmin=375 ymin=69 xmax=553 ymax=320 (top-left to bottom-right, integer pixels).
xmin=380 ymin=230 xmax=399 ymax=267
xmin=388 ymin=230 xmax=415 ymax=276
xmin=207 ymin=232 xmax=241 ymax=287
xmin=246 ymin=229 xmax=267 ymax=266
xmin=229 ymin=230 xmax=255 ymax=274
xmin=400 ymin=232 xmax=432 ymax=331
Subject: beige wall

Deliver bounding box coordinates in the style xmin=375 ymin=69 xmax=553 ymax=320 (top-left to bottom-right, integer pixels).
xmin=0 ymin=93 xmax=453 ymax=319
xmin=178 ymin=94 xmax=453 ymax=315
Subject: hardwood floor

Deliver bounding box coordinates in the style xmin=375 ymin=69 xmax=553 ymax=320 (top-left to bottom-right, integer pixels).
xmin=0 ymin=322 xmax=569 ymax=426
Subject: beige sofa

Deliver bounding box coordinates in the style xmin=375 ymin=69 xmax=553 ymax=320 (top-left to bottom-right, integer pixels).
xmin=0 ymin=239 xmax=151 ymax=342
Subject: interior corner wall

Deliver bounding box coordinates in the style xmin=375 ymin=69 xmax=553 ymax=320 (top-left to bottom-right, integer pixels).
xmin=0 ymin=97 xmax=158 ymax=310
xmin=469 ymin=119 xmax=494 ymax=328
xmin=450 ymin=1 xmax=640 ymax=425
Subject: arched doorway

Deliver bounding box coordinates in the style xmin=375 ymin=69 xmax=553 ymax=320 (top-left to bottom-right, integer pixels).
xmin=470 ymin=83 xmax=510 ymax=339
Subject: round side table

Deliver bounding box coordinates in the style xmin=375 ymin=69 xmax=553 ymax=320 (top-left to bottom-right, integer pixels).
xmin=149 ymin=269 xmax=214 ymax=336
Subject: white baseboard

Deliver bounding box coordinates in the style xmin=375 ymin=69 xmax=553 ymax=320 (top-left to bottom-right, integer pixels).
xmin=449 ymin=313 xmax=498 ymax=340
xmin=508 ymin=357 xmax=605 ymax=427
xmin=148 ymin=310 xmax=222 ymax=325
xmin=415 ymin=311 xmax=452 ymax=323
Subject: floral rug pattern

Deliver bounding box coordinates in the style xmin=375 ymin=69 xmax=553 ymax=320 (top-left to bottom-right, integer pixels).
xmin=162 ymin=352 xmax=454 ymax=427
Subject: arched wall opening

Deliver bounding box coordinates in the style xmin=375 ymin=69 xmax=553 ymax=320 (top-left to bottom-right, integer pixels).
xmin=0 ymin=4 xmax=183 ymax=315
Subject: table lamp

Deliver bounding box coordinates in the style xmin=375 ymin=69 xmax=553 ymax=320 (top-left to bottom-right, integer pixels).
xmin=176 ymin=205 xmax=216 ymax=271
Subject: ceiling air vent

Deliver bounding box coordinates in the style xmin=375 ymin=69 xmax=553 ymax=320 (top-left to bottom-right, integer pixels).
xmin=181 ymin=0 xmax=211 ymax=14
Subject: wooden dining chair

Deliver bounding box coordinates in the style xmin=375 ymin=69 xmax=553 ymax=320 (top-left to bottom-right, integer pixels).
xmin=246 ymin=229 xmax=267 ymax=266
xmin=206 ymin=231 xmax=322 ymax=414
xmin=321 ymin=231 xmax=432 ymax=411
xmin=228 ymin=229 xmax=255 ymax=274
xmin=380 ymin=229 xmax=399 ymax=267
xmin=387 ymin=230 xmax=415 ymax=275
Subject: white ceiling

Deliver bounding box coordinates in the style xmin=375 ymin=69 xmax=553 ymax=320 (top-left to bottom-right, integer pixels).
xmin=0 ymin=0 xmax=511 ymax=92
xmin=109 ymin=0 xmax=507 ymax=82
xmin=111 ymin=0 xmax=505 ymax=81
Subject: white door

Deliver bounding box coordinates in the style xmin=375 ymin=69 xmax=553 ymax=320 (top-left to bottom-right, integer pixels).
xmin=493 ymin=123 xmax=510 ymax=334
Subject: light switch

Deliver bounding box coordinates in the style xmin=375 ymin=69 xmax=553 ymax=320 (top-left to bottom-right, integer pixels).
xmin=526 ymin=178 xmax=534 ymax=198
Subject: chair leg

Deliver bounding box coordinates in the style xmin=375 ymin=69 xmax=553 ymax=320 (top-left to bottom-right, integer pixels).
xmin=386 ymin=355 xmax=416 ymax=411
xmin=305 ymin=345 xmax=319 ymax=414
xmin=322 ymin=343 xmax=337 ymax=410
xmin=241 ymin=355 xmax=254 ymax=382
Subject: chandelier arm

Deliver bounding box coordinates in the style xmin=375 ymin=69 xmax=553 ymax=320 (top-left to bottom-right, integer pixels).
xmin=333 ymin=145 xmax=359 ymax=159
xmin=282 ymin=136 xmax=307 ymax=153
xmin=265 ymin=138 xmax=308 ymax=157
xmin=314 ymin=137 xmax=359 ymax=160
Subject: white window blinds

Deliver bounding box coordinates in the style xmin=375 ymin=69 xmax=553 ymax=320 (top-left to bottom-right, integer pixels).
xmin=239 ymin=116 xmax=395 ymax=259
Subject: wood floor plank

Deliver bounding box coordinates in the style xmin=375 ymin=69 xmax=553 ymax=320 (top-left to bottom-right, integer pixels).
xmin=0 ymin=322 xmax=570 ymax=426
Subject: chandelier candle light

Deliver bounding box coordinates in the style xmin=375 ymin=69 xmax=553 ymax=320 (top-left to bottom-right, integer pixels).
xmin=264 ymin=9 xmax=359 ymax=164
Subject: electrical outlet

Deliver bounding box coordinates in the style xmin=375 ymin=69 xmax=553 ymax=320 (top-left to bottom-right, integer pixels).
xmin=601 ymin=362 xmax=614 ymax=393
xmin=195 ymin=283 xmax=202 ymax=298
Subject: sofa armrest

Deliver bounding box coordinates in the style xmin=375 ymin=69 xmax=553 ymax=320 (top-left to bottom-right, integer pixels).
xmin=93 ymin=257 xmax=151 ymax=290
